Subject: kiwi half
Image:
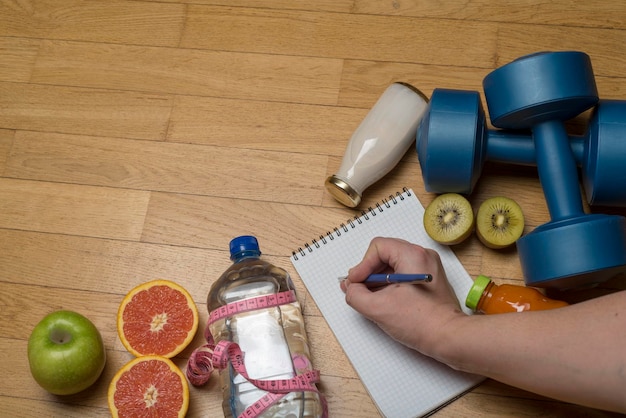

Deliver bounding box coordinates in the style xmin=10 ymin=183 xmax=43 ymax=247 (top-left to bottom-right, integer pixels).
xmin=423 ymin=193 xmax=474 ymax=245
xmin=476 ymin=196 xmax=525 ymax=249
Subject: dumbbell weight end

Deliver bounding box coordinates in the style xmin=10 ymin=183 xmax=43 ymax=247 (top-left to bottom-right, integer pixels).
xmin=582 ymin=100 xmax=626 ymax=207
xmin=517 ymin=214 xmax=626 ymax=289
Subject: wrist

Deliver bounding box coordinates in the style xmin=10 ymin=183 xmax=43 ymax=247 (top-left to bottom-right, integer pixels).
xmin=426 ymin=311 xmax=474 ymax=371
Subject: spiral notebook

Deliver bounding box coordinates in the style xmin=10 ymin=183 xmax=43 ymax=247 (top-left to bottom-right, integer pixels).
xmin=291 ymin=188 xmax=484 ymax=418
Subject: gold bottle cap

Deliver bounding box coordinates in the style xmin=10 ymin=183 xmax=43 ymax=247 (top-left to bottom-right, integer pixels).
xmin=325 ymin=175 xmax=361 ymax=207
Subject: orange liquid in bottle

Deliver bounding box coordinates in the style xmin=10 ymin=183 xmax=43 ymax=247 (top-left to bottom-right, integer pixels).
xmin=466 ymin=275 xmax=568 ymax=314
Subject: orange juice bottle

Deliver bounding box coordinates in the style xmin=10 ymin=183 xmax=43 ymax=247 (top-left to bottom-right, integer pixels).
xmin=465 ymin=275 xmax=568 ymax=314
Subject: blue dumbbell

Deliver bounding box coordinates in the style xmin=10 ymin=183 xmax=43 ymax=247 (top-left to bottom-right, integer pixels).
xmin=416 ymin=88 xmax=626 ymax=207
xmin=482 ymin=51 xmax=626 ymax=289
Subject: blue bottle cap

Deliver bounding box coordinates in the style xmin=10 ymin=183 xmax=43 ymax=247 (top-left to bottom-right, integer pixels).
xmin=229 ymin=235 xmax=261 ymax=261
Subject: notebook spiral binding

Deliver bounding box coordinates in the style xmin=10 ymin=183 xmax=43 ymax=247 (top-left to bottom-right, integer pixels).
xmin=292 ymin=188 xmax=412 ymax=261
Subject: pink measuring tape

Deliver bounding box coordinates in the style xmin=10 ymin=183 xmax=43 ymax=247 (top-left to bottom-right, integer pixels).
xmin=186 ymin=291 xmax=328 ymax=418
xmin=208 ymin=290 xmax=298 ymax=325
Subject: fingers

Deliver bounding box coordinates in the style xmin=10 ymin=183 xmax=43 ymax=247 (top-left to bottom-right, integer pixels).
xmin=343 ymin=280 xmax=392 ymax=323
xmin=341 ymin=237 xmax=452 ymax=320
xmin=347 ymin=237 xmax=440 ymax=283
xmin=340 ymin=237 xmax=466 ymax=353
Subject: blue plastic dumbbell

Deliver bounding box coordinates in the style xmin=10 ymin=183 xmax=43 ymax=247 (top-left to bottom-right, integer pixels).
xmin=482 ymin=51 xmax=626 ymax=289
xmin=416 ymin=88 xmax=626 ymax=207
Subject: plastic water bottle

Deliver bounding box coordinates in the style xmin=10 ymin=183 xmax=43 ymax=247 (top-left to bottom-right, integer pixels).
xmin=207 ymin=236 xmax=325 ymax=418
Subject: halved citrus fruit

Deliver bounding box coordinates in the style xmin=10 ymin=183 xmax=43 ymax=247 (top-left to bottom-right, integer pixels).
xmin=108 ymin=355 xmax=189 ymax=418
xmin=117 ymin=279 xmax=199 ymax=358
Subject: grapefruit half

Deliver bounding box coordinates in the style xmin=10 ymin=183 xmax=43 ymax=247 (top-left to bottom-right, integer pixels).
xmin=117 ymin=279 xmax=198 ymax=358
xmin=108 ymin=355 xmax=189 ymax=418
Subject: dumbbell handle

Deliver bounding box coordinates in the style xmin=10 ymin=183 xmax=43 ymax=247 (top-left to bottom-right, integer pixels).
xmin=534 ymin=121 xmax=586 ymax=220
xmin=487 ymin=130 xmax=584 ymax=166
xmin=488 ymin=126 xmax=585 ymax=219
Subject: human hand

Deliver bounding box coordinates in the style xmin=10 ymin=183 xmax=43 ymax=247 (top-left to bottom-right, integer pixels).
xmin=340 ymin=237 xmax=467 ymax=359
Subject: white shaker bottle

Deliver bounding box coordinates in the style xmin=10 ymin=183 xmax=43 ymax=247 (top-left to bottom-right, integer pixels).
xmin=325 ymin=83 xmax=428 ymax=207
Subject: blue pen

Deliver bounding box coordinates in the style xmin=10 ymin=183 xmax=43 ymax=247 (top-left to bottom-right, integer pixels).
xmin=338 ymin=273 xmax=432 ymax=289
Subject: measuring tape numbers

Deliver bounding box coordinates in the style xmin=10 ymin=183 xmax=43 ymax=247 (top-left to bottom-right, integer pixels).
xmin=208 ymin=290 xmax=298 ymax=326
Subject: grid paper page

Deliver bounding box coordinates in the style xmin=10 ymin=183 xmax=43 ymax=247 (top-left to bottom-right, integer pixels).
xmin=291 ymin=189 xmax=484 ymax=418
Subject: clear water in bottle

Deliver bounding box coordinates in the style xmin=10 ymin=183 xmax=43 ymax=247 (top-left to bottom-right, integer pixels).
xmin=207 ymin=235 xmax=325 ymax=418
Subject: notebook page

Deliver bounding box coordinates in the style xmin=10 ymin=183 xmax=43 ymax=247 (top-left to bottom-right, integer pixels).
xmin=291 ymin=189 xmax=483 ymax=418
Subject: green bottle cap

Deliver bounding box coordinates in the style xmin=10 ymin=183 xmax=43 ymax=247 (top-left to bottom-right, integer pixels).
xmin=465 ymin=275 xmax=492 ymax=311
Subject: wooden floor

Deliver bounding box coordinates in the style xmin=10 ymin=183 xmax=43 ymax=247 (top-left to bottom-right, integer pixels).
xmin=2 ymin=1 xmax=626 ymax=416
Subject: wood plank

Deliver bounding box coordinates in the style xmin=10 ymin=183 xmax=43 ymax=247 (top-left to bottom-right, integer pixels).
xmin=0 ymin=282 xmax=119 ymax=344
xmin=0 ymin=37 xmax=39 ymax=82
xmin=180 ymin=6 xmax=499 ymax=68
xmin=0 ymin=0 xmax=185 ymax=47
xmin=352 ymin=0 xmax=626 ymax=30
xmin=0 ymin=229 xmax=218 ymax=300
xmin=596 ymin=76 xmax=626 ymax=99
xmin=496 ymin=25 xmax=626 ymax=78
xmin=0 ymin=278 xmax=209 ymax=360
xmin=339 ymin=60 xmax=626 ymax=108
xmin=145 ymin=0 xmax=355 ymax=13
xmin=320 ymin=376 xmax=380 ymax=417
xmin=0 ymin=178 xmax=149 ymax=240
xmin=167 ymin=94 xmax=367 ymax=155
xmin=30 ymin=40 xmax=343 ymax=105
xmin=0 ymin=82 xmax=173 ymax=140
xmin=142 ymin=193 xmax=354 ymax=253
xmin=0 ymin=228 xmax=317 ymax=316
xmin=305 ymin=315 xmax=359 ymax=379
xmin=0 ymin=228 xmax=318 ymax=323
xmin=0 ymin=129 xmax=13 ymax=172
xmin=338 ymin=60 xmax=489 ymax=108
xmin=434 ymin=387 xmax=625 ymax=417
xmin=5 ymin=131 xmax=327 ymax=205
xmin=0 ymin=394 xmax=109 ymax=418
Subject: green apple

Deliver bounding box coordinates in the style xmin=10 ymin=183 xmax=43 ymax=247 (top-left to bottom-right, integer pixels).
xmin=27 ymin=310 xmax=107 ymax=395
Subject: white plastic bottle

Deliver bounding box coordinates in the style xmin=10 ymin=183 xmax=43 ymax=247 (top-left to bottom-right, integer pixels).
xmin=207 ymin=236 xmax=325 ymax=418
xmin=325 ymin=82 xmax=429 ymax=207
